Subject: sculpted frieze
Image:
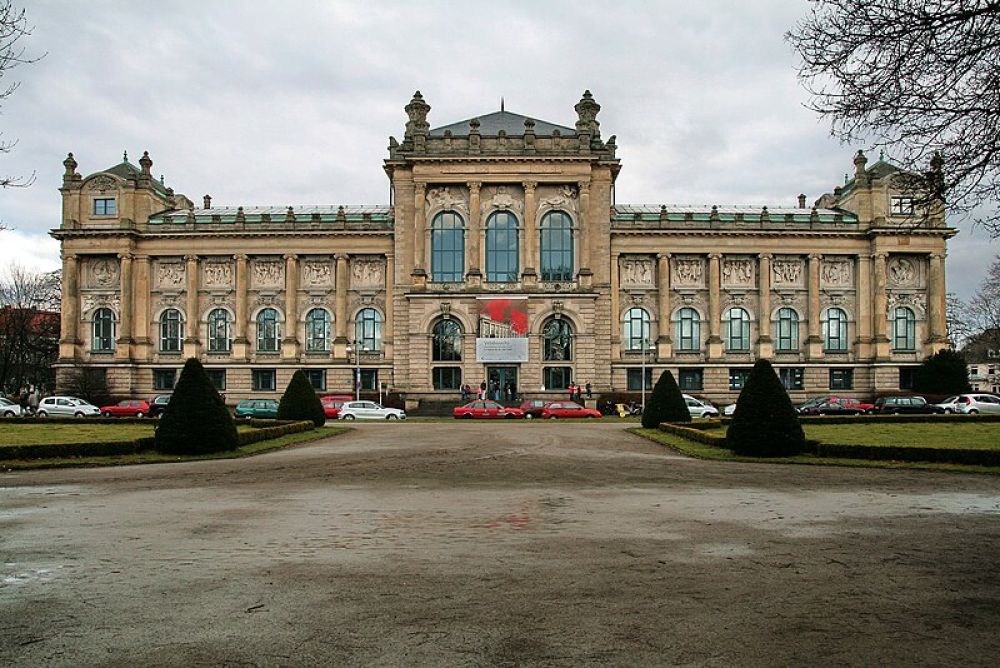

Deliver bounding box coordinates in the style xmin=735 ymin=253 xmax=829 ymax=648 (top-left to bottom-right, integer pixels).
xmin=722 ymin=258 xmax=755 ymax=286
xmin=821 ymin=257 xmax=853 ymax=287
xmin=351 ymin=256 xmax=385 ymax=289
xmin=619 ymin=255 xmax=654 ymax=287
xmin=425 ymin=186 xmax=468 ymax=215
xmin=81 ymin=292 xmax=120 ymax=316
xmin=155 ymin=261 xmax=185 ymax=289
xmin=772 ymin=258 xmax=803 ymax=285
xmin=672 ymin=257 xmax=705 ymax=286
xmin=86 ymin=175 xmax=117 ymax=192
xmin=203 ymin=260 xmax=233 ymax=287
xmin=538 ymin=185 xmax=579 ymax=213
xmin=888 ymin=291 xmax=927 ymax=316
xmin=251 ymin=259 xmax=283 ymax=288
xmin=87 ymin=257 xmax=120 ymax=288
xmin=301 ymin=259 xmax=333 ymax=287
xmin=480 ymin=185 xmax=523 ymax=217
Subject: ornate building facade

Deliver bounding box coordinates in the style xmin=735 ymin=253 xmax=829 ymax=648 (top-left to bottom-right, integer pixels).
xmin=52 ymin=91 xmax=953 ymax=405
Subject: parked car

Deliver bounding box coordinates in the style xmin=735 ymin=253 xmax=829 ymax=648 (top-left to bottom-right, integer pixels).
xmin=235 ymin=399 xmax=279 ymax=419
xmin=454 ymin=400 xmax=524 ymax=419
xmin=338 ymin=400 xmax=406 ymax=420
xmin=148 ymin=394 xmax=172 ymax=418
xmin=320 ymin=394 xmax=354 ymax=419
xmin=100 ymin=399 xmax=151 ymax=418
xmin=35 ymin=396 xmax=101 ymax=418
xmin=871 ymin=395 xmax=944 ymax=415
xmin=0 ymin=397 xmax=24 ymax=417
xmin=683 ymin=394 xmax=719 ymax=418
xmin=518 ymin=399 xmax=548 ymax=419
xmin=722 ymin=403 xmax=737 ymax=417
xmin=797 ymin=396 xmax=873 ymax=416
xmin=934 ymin=393 xmax=1000 ymax=415
xmin=540 ymin=401 xmax=602 ymax=419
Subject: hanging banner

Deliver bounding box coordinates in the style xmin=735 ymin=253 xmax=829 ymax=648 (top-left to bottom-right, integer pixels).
xmin=476 ymin=297 xmax=529 ymax=362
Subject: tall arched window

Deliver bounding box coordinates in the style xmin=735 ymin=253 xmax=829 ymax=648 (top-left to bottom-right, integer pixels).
xmin=207 ymin=308 xmax=232 ymax=353
xmin=725 ymin=307 xmax=751 ymax=352
xmin=485 ymin=211 xmax=519 ymax=282
xmin=256 ymin=308 xmax=281 ymax=352
xmin=623 ymin=307 xmax=651 ymax=351
xmin=356 ymin=308 xmax=383 ymax=352
xmin=774 ymin=308 xmax=799 ymax=352
xmin=824 ymin=307 xmax=848 ymax=352
xmin=430 ymin=211 xmax=465 ymax=282
xmin=675 ymin=307 xmax=701 ymax=351
xmin=92 ymin=308 xmax=115 ymax=352
xmin=159 ymin=308 xmax=183 ymax=353
xmin=540 ymin=211 xmax=574 ymax=281
xmin=892 ymin=307 xmax=916 ymax=351
xmin=305 ymin=308 xmax=331 ymax=352
xmin=432 ymin=319 xmax=462 ymax=361
xmin=543 ymin=318 xmax=573 ymax=361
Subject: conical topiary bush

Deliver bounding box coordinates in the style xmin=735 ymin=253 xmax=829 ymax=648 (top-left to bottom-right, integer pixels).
xmin=727 ymin=359 xmax=804 ymax=457
xmin=642 ymin=370 xmax=691 ymax=428
xmin=155 ymin=357 xmax=238 ymax=454
xmin=277 ymin=369 xmax=326 ymax=427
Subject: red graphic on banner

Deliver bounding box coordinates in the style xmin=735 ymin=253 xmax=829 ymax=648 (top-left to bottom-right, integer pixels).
xmin=478 ymin=298 xmax=528 ymax=337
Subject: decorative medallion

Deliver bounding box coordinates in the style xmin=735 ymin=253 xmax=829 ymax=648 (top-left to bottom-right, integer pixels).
xmin=89 ymin=257 xmax=119 ymax=287
xmin=888 ymin=257 xmax=916 ymax=286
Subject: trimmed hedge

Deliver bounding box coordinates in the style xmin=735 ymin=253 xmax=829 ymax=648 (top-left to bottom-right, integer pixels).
xmin=656 ymin=422 xmax=729 ymax=446
xmin=813 ymin=442 xmax=1000 ymax=467
xmin=642 ymin=370 xmax=690 ymax=428
xmin=727 ymin=359 xmax=805 ymax=457
xmin=156 ymin=358 xmax=239 ymax=454
xmin=278 ymin=370 xmax=326 ymax=427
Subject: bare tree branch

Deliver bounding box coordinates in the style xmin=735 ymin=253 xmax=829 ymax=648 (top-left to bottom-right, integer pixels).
xmin=0 ymin=2 xmax=43 ymax=193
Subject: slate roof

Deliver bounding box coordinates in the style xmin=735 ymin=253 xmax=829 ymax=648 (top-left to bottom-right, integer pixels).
xmin=150 ymin=205 xmax=392 ymax=225
xmin=102 ymin=160 xmax=170 ymax=196
xmin=429 ymin=110 xmax=576 ymax=137
xmin=613 ymin=204 xmax=857 ymax=224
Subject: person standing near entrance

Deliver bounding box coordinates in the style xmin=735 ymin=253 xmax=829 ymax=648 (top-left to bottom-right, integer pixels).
xmin=567 ymin=382 xmax=576 ymax=401
xmin=585 ymin=382 xmax=592 ymax=400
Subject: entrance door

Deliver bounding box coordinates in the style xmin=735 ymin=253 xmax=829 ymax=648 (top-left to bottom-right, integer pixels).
xmin=487 ymin=366 xmax=519 ymax=402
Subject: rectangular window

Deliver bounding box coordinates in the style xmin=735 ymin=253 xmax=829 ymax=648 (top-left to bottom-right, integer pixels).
xmin=778 ymin=367 xmax=804 ymax=390
xmin=304 ymin=369 xmax=326 ymax=391
xmin=433 ymin=367 xmax=462 ymax=391
xmin=729 ymin=368 xmax=752 ymax=391
xmin=543 ymin=366 xmax=573 ymax=390
xmin=890 ymin=197 xmax=914 ymax=216
xmin=206 ymin=369 xmax=227 ymax=391
xmin=360 ymin=369 xmax=378 ymax=391
xmin=899 ymin=366 xmax=918 ymax=390
xmin=678 ymin=369 xmax=703 ymax=391
xmin=93 ymin=198 xmax=117 ymax=216
xmin=153 ymin=369 xmax=176 ymax=391
xmin=829 ymin=368 xmax=854 ymax=390
xmin=626 ymin=368 xmax=652 ymax=391
xmin=252 ymin=369 xmax=276 ymax=392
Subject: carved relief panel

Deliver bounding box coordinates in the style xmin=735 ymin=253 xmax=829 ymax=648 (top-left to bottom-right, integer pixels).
xmin=536 ymin=184 xmax=579 ymax=214
xmin=619 ymin=255 xmax=655 ymax=288
xmin=722 ymin=257 xmax=755 ymax=288
xmin=480 ymin=184 xmax=524 ymax=218
xmin=771 ymin=256 xmax=804 ymax=287
xmin=888 ymin=255 xmax=923 ymax=288
xmin=425 ymin=185 xmax=469 ymax=218
xmin=821 ymin=257 xmax=854 ymax=288
xmin=887 ymin=291 xmax=927 ymax=316
xmin=154 ymin=259 xmax=185 ymax=290
xmin=202 ymin=259 xmax=234 ymax=288
xmin=672 ymin=256 xmax=705 ymax=287
xmin=251 ymin=258 xmax=284 ymax=289
xmin=85 ymin=175 xmax=117 ymax=193
xmin=301 ymin=258 xmax=334 ymax=288
xmin=351 ymin=256 xmax=385 ymax=290
xmin=82 ymin=292 xmax=121 ymax=315
xmin=84 ymin=256 xmax=120 ymax=289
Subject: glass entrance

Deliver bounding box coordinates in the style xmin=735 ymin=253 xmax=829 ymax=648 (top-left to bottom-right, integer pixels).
xmin=487 ymin=366 xmax=519 ymax=402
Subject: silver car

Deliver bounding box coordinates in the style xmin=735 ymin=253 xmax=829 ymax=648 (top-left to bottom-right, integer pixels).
xmin=35 ymin=396 xmax=101 ymax=418
xmin=338 ymin=400 xmax=406 ymax=420
xmin=936 ymin=394 xmax=1000 ymax=415
xmin=683 ymin=394 xmax=719 ymax=418
xmin=0 ymin=397 xmax=24 ymax=417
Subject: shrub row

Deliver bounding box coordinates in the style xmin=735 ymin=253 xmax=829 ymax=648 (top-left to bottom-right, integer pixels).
xmin=796 ymin=413 xmax=1000 ymax=425
xmin=235 ymin=420 xmax=314 ymax=446
xmin=2 ymin=416 xmax=158 ymax=425
xmin=814 ymin=442 xmax=1000 ymax=467
xmin=656 ymin=422 xmax=728 ymax=446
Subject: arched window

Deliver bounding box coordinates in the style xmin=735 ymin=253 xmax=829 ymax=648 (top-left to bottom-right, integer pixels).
xmin=159 ymin=309 xmax=183 ymax=353
xmin=539 ymin=211 xmax=574 ymax=281
xmin=430 ymin=211 xmax=465 ymax=282
xmin=92 ymin=307 xmax=115 ymax=352
xmin=675 ymin=307 xmax=701 ymax=352
xmin=356 ymin=308 xmax=383 ymax=352
xmin=207 ymin=308 xmax=232 ymax=353
xmin=485 ymin=211 xmax=519 ymax=282
xmin=892 ymin=307 xmax=916 ymax=351
xmin=725 ymin=307 xmax=751 ymax=352
xmin=305 ymin=308 xmax=331 ymax=352
xmin=543 ymin=318 xmax=573 ymax=361
xmin=775 ymin=308 xmax=799 ymax=352
xmin=432 ymin=319 xmax=462 ymax=361
xmin=623 ymin=308 xmax=650 ymax=351
xmin=256 ymin=308 xmax=281 ymax=352
xmin=824 ymin=307 xmax=848 ymax=352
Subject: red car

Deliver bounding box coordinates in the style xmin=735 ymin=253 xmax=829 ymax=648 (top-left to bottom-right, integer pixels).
xmin=453 ymin=400 xmax=524 ymax=419
xmin=320 ymin=394 xmax=353 ymax=419
xmin=540 ymin=401 xmax=602 ymax=419
xmin=100 ymin=399 xmax=151 ymax=418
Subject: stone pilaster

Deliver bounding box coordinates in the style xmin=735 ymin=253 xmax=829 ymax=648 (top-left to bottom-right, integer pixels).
xmin=610 ymin=251 xmax=621 ymax=360
xmin=58 ymin=253 xmax=79 ymax=361
xmin=757 ymin=253 xmax=773 ymax=359
xmin=183 ymin=255 xmax=200 ymax=358
xmin=656 ymin=253 xmax=672 ymax=358
xmin=412 ymin=183 xmax=427 ymax=287
xmin=132 ymin=254 xmax=152 ymax=361
xmin=806 ymin=253 xmax=824 ymax=360
xmin=927 ymin=252 xmax=948 ymax=351
xmin=577 ymin=180 xmax=592 ymax=288
xmin=115 ymin=253 xmax=134 ymax=360
xmin=334 ymin=253 xmax=350 ymax=358
xmin=521 ymin=181 xmax=537 ymax=287
xmin=281 ymin=253 xmax=299 ymax=358
xmin=855 ymin=253 xmax=873 ymax=359
xmin=466 ymin=181 xmax=482 ymax=288
xmin=873 ymin=252 xmax=890 ymax=360
xmin=384 ymin=253 xmax=394 ymax=359
xmin=707 ymin=253 xmax=723 ymax=359
xmin=233 ymin=253 xmax=249 ymax=360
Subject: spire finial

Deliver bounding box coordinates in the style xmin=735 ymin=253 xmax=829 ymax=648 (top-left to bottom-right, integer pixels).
xmin=501 ymin=96 xmax=504 ymax=112
xmin=123 ymin=150 xmax=128 ymax=162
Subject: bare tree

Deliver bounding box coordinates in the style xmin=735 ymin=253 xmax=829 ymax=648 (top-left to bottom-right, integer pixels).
xmin=1 ymin=2 xmax=42 ymax=193
xmin=957 ymin=253 xmax=1000 ymax=357
xmin=0 ymin=264 xmax=59 ymax=396
xmin=788 ymin=1 xmax=1000 ymax=234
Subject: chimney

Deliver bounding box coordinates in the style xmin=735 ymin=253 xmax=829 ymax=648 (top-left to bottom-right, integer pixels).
xmin=798 ymin=193 xmax=807 ymax=208
xmin=203 ymin=194 xmax=212 ymax=209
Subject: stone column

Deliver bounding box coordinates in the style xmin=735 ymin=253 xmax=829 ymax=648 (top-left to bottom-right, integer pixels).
xmin=132 ymin=254 xmax=152 ymax=360
xmin=656 ymin=253 xmax=672 ymax=358
xmin=927 ymin=252 xmax=947 ymax=351
xmin=115 ymin=253 xmax=134 ymax=360
xmin=610 ymin=251 xmax=621 ymax=360
xmin=233 ymin=254 xmax=249 ymax=360
xmin=183 ymin=255 xmax=200 ymax=358
xmin=757 ymin=253 xmax=773 ymax=359
xmin=58 ymin=253 xmax=79 ymax=360
xmin=873 ymin=252 xmax=890 ymax=360
xmin=707 ymin=253 xmax=723 ymax=359
xmin=806 ymin=253 xmax=824 ymax=359
xmin=466 ymin=182 xmax=482 ymax=288
xmin=522 ymin=181 xmax=538 ymax=287
xmin=334 ymin=253 xmax=350 ymax=358
xmin=577 ymin=181 xmax=593 ymax=288
xmin=412 ymin=183 xmax=427 ymax=287
xmin=281 ymin=253 xmax=299 ymax=358
xmin=855 ymin=253 xmax=873 ymax=359
xmin=383 ymin=253 xmax=394 ymax=360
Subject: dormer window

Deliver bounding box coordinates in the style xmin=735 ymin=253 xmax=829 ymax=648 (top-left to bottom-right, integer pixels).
xmin=93 ymin=198 xmax=117 ymax=216
xmin=890 ymin=197 xmax=914 ymax=216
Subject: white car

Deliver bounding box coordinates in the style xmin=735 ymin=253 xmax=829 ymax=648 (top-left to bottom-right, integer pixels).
xmin=722 ymin=403 xmax=737 ymax=417
xmin=683 ymin=394 xmax=719 ymax=418
xmin=0 ymin=397 xmax=24 ymax=417
xmin=935 ymin=394 xmax=1000 ymax=414
xmin=36 ymin=396 xmax=101 ymax=418
xmin=337 ymin=400 xmax=406 ymax=420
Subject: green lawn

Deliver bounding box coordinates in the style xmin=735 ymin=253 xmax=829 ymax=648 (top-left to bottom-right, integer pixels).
xmin=0 ymin=422 xmax=256 ymax=447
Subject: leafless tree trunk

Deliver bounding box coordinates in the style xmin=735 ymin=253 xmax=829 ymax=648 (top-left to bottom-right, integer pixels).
xmin=0 ymin=264 xmax=60 ymax=395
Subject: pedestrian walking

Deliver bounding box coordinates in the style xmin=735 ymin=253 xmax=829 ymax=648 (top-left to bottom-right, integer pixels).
xmin=585 ymin=382 xmax=592 ymax=399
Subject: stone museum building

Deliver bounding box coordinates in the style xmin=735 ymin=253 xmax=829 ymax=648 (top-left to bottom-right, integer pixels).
xmin=52 ymin=91 xmax=953 ymax=405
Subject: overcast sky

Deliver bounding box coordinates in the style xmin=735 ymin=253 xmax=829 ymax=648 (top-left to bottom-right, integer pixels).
xmin=1 ymin=0 xmax=994 ymax=299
